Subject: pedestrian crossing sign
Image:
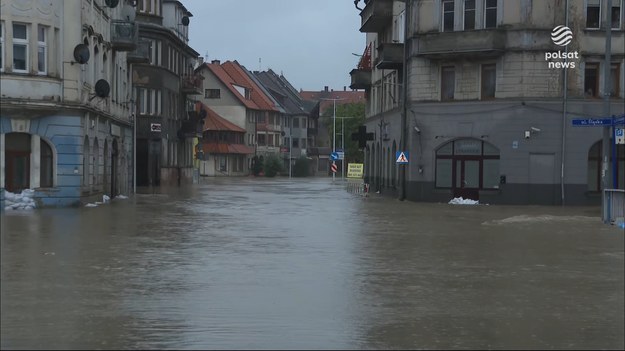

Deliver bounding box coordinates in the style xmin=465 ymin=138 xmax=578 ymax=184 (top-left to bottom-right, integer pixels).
xmin=396 ymin=151 xmax=409 ymax=164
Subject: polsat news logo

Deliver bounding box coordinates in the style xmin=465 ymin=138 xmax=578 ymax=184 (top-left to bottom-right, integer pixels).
xmin=545 ymin=25 xmax=579 ymax=69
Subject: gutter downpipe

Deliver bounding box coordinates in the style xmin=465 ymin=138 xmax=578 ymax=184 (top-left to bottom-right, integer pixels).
xmin=601 ymin=0 xmax=613 ymax=192
xmin=399 ymin=0 xmax=410 ymax=201
xmin=560 ymin=0 xmax=569 ymax=205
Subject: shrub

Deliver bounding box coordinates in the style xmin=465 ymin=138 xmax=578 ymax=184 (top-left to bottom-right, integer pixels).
xmin=293 ymin=156 xmax=309 ymax=177
xmin=263 ymin=154 xmax=283 ymax=177
xmin=251 ymin=156 xmax=263 ymax=176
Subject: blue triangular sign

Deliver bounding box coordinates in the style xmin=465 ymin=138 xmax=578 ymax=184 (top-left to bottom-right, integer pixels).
xmin=396 ymin=151 xmax=409 ymax=164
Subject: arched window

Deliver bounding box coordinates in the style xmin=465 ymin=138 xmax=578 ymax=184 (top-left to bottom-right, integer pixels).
xmin=435 ymin=138 xmax=500 ymax=190
xmin=5 ymin=133 xmax=31 ymax=192
xmin=587 ymin=141 xmax=625 ymax=191
xmin=40 ymin=139 xmax=53 ymax=187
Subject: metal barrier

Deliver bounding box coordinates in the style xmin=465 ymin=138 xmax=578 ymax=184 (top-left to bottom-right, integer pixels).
xmin=346 ymin=180 xmax=369 ymax=196
xmin=602 ymin=189 xmax=625 ymax=225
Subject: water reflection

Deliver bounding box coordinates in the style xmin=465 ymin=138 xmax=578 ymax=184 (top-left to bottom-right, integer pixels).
xmin=1 ymin=178 xmax=623 ymax=350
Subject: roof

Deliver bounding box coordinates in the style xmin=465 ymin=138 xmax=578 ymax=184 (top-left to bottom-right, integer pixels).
xmin=197 ymin=102 xmax=246 ymax=133
xmin=201 ymin=62 xmax=259 ymax=110
xmin=202 ymin=143 xmax=254 ymax=155
xmin=221 ymin=61 xmax=279 ymax=112
xmin=254 ymin=69 xmax=308 ymax=116
xmin=299 ymin=89 xmax=366 ymax=116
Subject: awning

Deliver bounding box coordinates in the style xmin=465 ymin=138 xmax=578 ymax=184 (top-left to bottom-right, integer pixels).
xmin=202 ymin=143 xmax=254 ymax=155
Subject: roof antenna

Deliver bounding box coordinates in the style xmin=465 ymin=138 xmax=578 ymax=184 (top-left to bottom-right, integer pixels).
xmin=204 ymin=51 xmax=209 ymax=61
xmin=259 ymin=58 xmax=261 ymax=71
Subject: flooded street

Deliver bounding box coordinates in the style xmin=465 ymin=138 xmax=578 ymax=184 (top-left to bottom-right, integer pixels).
xmin=1 ymin=177 xmax=623 ymax=350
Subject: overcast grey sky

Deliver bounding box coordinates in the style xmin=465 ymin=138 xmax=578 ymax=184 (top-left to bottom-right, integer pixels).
xmin=184 ymin=0 xmax=366 ymax=92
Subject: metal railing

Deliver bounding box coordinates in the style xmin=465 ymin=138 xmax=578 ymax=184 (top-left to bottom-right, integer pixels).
xmin=602 ymin=189 xmax=625 ymax=225
xmin=346 ymin=179 xmax=370 ymax=196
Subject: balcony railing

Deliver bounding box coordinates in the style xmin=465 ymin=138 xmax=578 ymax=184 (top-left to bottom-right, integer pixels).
xmin=111 ymin=20 xmax=137 ymax=51
xmin=413 ymin=29 xmax=506 ymax=59
xmin=349 ymin=69 xmax=372 ymax=90
xmin=181 ymin=74 xmax=204 ymax=95
xmin=127 ymin=40 xmax=150 ymax=64
xmin=359 ymin=0 xmax=393 ymax=33
xmin=375 ymin=42 xmax=404 ymax=70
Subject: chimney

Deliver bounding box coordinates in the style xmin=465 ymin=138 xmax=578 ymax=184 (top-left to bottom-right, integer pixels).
xmin=211 ymin=59 xmax=221 ymax=65
xmin=198 ymin=57 xmax=204 ymax=65
xmin=324 ymin=86 xmax=329 ymax=92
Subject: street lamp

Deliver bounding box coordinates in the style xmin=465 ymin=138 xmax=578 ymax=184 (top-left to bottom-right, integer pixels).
xmin=319 ymin=97 xmax=345 ymax=182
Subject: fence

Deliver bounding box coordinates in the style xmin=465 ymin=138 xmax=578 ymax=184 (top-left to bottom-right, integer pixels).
xmin=346 ymin=179 xmax=369 ymax=196
xmin=602 ymin=189 xmax=625 ymax=225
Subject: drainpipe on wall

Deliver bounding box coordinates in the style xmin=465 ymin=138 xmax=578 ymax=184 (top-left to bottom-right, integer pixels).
xmin=399 ymin=0 xmax=411 ymax=201
xmin=601 ymin=0 xmax=613 ymax=191
xmin=560 ymin=0 xmax=569 ymax=205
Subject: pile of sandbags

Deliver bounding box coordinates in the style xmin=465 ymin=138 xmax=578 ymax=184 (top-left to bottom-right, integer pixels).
xmin=4 ymin=189 xmax=36 ymax=210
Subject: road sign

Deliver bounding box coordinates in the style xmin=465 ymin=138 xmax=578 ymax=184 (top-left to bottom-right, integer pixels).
xmin=347 ymin=163 xmax=363 ymax=178
xmin=616 ymin=128 xmax=625 ymax=145
xmin=330 ymin=162 xmax=338 ymax=173
xmin=396 ymin=151 xmax=409 ymax=164
xmin=337 ymin=152 xmax=344 ymax=160
xmin=571 ymin=118 xmax=613 ymax=126
xmin=330 ymin=152 xmax=339 ymax=160
xmin=150 ymin=123 xmax=161 ymax=132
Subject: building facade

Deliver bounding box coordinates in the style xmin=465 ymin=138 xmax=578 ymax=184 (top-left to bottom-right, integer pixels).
xmin=1 ymin=0 xmax=136 ymax=208
xmin=353 ymin=0 xmax=625 ymax=205
xmin=133 ymin=0 xmax=202 ymax=188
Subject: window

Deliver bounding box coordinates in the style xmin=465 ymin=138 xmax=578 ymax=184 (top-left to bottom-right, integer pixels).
xmin=584 ymin=63 xmax=599 ymax=97
xmin=301 ymin=138 xmax=307 ymax=148
xmin=292 ymin=138 xmax=299 ymax=148
xmin=205 ymin=89 xmax=220 ymax=99
xmin=268 ymin=134 xmax=274 ymax=146
xmin=293 ymin=118 xmax=300 ymax=128
xmin=612 ymin=0 xmax=622 ymax=29
xmin=435 ymin=139 xmax=500 ymax=189
xmin=218 ymin=156 xmax=227 ymax=172
xmin=610 ymin=63 xmax=620 ymax=97
xmin=258 ymin=134 xmax=266 ymax=146
xmin=12 ymin=23 xmax=28 ymax=72
xmin=464 ymin=0 xmax=476 ymax=30
xmin=0 ymin=22 xmax=4 ymax=72
xmin=37 ymin=25 xmax=47 ymax=74
xmin=149 ymin=39 xmax=160 ymax=66
xmin=481 ymin=64 xmax=496 ymax=99
xmin=442 ymin=0 xmax=454 ymax=32
xmin=441 ymin=66 xmax=455 ymax=100
xmin=484 ymin=0 xmax=497 ymax=28
xmin=139 ymin=0 xmax=160 ymax=16
xmin=587 ymin=0 xmax=601 ymax=28
xmin=40 ymin=139 xmax=53 ymax=187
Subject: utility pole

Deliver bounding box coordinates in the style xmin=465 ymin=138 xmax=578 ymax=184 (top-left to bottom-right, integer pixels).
xmin=601 ymin=0 xmax=613 ymax=191
xmin=319 ymin=97 xmax=344 ymax=182
xmin=342 ymin=116 xmax=345 ymax=181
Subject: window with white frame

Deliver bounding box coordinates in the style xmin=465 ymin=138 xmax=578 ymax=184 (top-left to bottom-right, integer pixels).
xmin=12 ymin=23 xmax=28 ymax=72
xmin=587 ymin=0 xmax=601 ymax=28
xmin=442 ymin=0 xmax=455 ymax=32
xmin=37 ymin=25 xmax=47 ymax=74
xmin=0 ymin=21 xmax=4 ymax=72
xmin=464 ymin=0 xmax=476 ymax=30
xmin=393 ymin=10 xmax=405 ymax=43
xmin=139 ymin=0 xmax=160 ymax=16
xmin=484 ymin=0 xmax=497 ymax=28
xmin=149 ymin=39 xmax=161 ymax=66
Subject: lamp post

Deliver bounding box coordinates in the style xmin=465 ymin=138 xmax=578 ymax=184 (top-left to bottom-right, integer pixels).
xmin=319 ymin=97 xmax=345 ymax=182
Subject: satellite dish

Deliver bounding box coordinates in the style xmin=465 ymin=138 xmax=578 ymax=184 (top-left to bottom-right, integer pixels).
xmin=95 ymin=79 xmax=110 ymax=98
xmin=73 ymin=44 xmax=90 ymax=64
xmin=181 ymin=16 xmax=190 ymax=26
xmin=105 ymin=0 xmax=119 ymax=8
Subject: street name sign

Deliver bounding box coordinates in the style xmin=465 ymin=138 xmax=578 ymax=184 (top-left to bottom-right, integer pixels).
xmin=571 ymin=118 xmax=613 ymax=126
xmin=150 ymin=123 xmax=162 ymax=132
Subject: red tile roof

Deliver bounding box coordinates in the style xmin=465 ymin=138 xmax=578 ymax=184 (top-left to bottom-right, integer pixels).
xmin=299 ymin=89 xmax=366 ymax=115
xmin=202 ymin=143 xmax=254 ymax=155
xmin=196 ymin=102 xmax=246 ymax=133
xmin=222 ymin=61 xmax=279 ymax=112
xmin=202 ymin=63 xmax=259 ymax=110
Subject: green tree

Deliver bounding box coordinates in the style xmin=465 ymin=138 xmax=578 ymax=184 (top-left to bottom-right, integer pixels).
xmin=251 ymin=156 xmax=263 ymax=176
xmin=263 ymin=153 xmax=283 ymax=177
xmin=293 ymin=156 xmax=309 ymax=177
xmin=321 ymin=103 xmax=366 ymax=163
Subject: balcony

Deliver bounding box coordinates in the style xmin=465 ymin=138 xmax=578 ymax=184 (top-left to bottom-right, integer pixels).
xmin=178 ymin=119 xmax=203 ymax=139
xmin=111 ymin=20 xmax=137 ymax=51
xmin=349 ymin=69 xmax=372 ymax=90
xmin=413 ymin=29 xmax=506 ymax=60
xmin=181 ymin=73 xmax=204 ymax=95
xmin=127 ymin=40 xmax=150 ymax=64
xmin=375 ymin=43 xmax=404 ymax=70
xmin=360 ymin=0 xmax=393 ymax=33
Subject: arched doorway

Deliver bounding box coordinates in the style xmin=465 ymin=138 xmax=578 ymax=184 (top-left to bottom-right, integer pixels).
xmin=111 ymin=138 xmax=119 ymax=197
xmin=5 ymin=133 xmax=31 ymax=192
xmin=435 ymin=138 xmax=500 ymax=200
xmin=93 ymin=138 xmax=99 ymax=191
xmin=103 ymin=140 xmax=109 ymax=192
xmin=587 ymin=140 xmax=625 ymax=191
